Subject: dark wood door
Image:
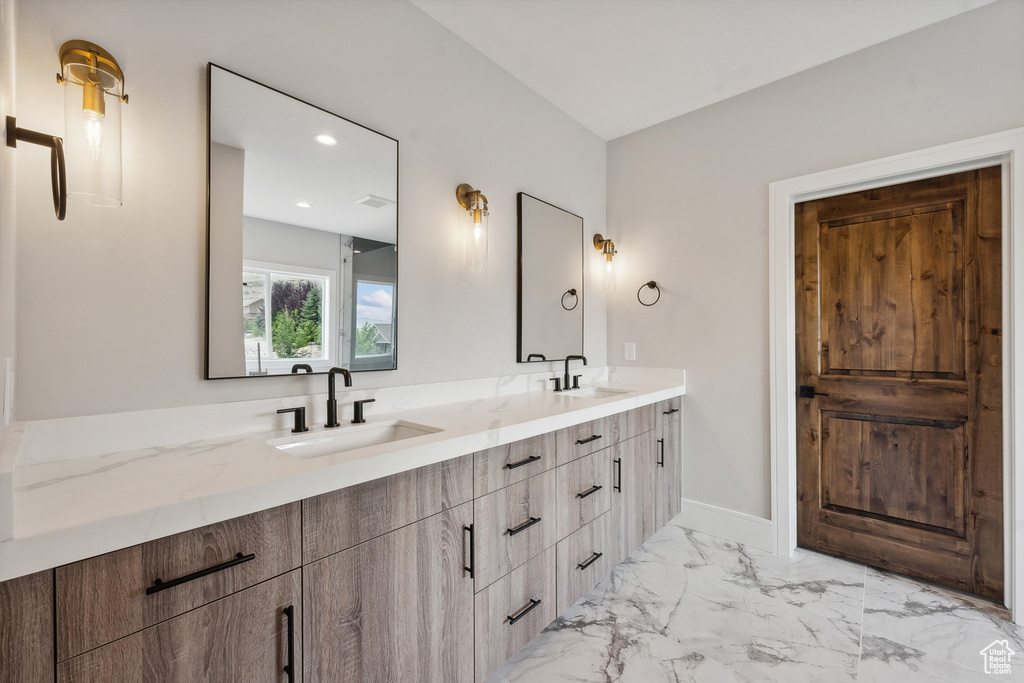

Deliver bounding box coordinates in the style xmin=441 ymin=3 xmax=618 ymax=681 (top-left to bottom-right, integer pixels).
xmin=795 ymin=167 xmax=1003 ymax=599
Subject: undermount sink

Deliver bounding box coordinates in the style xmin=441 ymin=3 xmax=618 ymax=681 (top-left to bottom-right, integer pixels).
xmin=269 ymin=420 xmax=442 ymax=459
xmin=560 ymin=387 xmax=631 ymax=399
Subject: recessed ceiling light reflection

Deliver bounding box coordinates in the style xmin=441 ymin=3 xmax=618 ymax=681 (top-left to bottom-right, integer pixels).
xmin=296 ymin=201 xmax=311 ymax=208
xmin=315 ymin=134 xmax=337 ymax=146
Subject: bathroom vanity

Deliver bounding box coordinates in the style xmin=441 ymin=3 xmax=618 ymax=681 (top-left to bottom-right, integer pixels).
xmin=0 ymin=369 xmax=683 ymax=682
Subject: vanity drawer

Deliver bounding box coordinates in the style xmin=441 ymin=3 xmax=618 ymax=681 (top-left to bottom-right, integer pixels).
xmin=474 ymin=546 xmax=556 ymax=683
xmin=56 ymin=502 xmax=300 ymax=661
xmin=555 ymin=512 xmax=615 ymax=614
xmin=555 ymin=448 xmax=611 ymax=540
xmin=473 ymin=468 xmax=557 ymax=591
xmin=303 ymin=454 xmax=473 ymax=563
xmin=474 ymin=431 xmax=556 ymax=497
xmin=555 ymin=417 xmax=610 ymax=466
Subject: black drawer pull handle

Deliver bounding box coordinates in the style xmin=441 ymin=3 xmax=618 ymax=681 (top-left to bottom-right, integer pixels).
xmin=146 ymin=552 xmax=255 ymax=595
xmin=463 ymin=524 xmax=475 ymax=579
xmin=578 ymin=552 xmax=603 ymax=571
xmin=283 ymin=605 xmax=295 ymax=683
xmin=577 ymin=484 xmax=603 ymax=499
xmin=507 ymin=598 xmax=542 ymax=625
xmin=657 ymin=438 xmax=665 ymax=467
xmin=613 ymin=458 xmax=622 ymax=492
xmin=507 ymin=516 xmax=542 ymax=536
xmin=663 ymin=407 xmax=679 ymax=415
xmin=506 ymin=454 xmax=542 ymax=470
xmin=576 ymin=434 xmax=602 ymax=445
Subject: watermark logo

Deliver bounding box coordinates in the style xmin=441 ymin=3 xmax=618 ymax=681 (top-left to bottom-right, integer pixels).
xmin=980 ymin=640 xmax=1015 ymax=675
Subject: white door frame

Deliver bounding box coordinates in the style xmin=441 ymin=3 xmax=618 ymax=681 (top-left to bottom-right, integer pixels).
xmin=769 ymin=127 xmax=1024 ymax=622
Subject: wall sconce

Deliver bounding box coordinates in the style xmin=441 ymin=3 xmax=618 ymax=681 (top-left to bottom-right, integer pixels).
xmin=57 ymin=40 xmax=128 ymax=207
xmin=457 ymin=183 xmax=488 ymax=270
xmin=5 ymin=40 xmax=128 ymax=220
xmin=593 ymin=233 xmax=617 ymax=291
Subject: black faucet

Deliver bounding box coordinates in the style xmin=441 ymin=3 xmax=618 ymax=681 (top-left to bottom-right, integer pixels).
xmin=564 ymin=355 xmax=587 ymax=390
xmin=325 ymin=367 xmax=352 ymax=428
xmin=352 ymin=398 xmax=375 ymax=424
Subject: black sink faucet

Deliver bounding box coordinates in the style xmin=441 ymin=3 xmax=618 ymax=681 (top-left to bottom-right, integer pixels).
xmin=564 ymin=355 xmax=587 ymax=390
xmin=325 ymin=367 xmax=352 ymax=428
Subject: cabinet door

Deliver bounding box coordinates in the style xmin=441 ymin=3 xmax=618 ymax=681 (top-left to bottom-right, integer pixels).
xmin=609 ymin=433 xmax=656 ymax=563
xmin=554 ymin=448 xmax=611 ymax=540
xmin=304 ymin=503 xmax=474 ymax=683
xmin=654 ymin=398 xmax=682 ymax=530
xmin=555 ymin=513 xmax=613 ymax=614
xmin=1 ymin=570 xmax=54 ymax=683
xmin=58 ymin=570 xmax=302 ymax=683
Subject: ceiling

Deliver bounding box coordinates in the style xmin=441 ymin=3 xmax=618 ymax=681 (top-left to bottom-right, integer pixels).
xmin=409 ymin=0 xmax=997 ymax=141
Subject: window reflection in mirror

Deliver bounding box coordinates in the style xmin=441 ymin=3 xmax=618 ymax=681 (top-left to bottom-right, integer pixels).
xmin=206 ymin=64 xmax=398 ymax=378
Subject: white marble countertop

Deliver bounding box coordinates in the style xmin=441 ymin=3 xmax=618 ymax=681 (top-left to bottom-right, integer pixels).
xmin=0 ymin=366 xmax=685 ymax=582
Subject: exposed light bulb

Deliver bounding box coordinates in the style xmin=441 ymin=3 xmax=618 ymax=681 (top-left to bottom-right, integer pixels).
xmin=84 ymin=114 xmax=103 ymax=157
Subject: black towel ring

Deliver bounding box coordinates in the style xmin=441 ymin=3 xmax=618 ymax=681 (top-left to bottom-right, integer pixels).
xmin=637 ymin=281 xmax=661 ymax=307
xmin=561 ymin=288 xmax=579 ymax=311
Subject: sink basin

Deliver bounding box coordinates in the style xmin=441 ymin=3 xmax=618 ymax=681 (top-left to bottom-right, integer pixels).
xmin=269 ymin=420 xmax=442 ymax=459
xmin=560 ymin=387 xmax=631 ymax=399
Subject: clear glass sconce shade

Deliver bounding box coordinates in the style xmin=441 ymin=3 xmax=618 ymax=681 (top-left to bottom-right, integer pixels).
xmin=603 ymin=254 xmax=617 ymax=292
xmin=466 ymin=200 xmax=489 ymax=270
xmin=62 ymin=58 xmax=123 ymax=206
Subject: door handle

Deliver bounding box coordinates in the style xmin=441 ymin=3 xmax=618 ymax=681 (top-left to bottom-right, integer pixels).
xmin=798 ymin=385 xmax=829 ymax=399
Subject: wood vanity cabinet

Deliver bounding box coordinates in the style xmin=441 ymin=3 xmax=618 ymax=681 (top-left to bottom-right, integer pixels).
xmin=303 ymin=503 xmax=475 ymax=683
xmin=58 ymin=570 xmax=302 ymax=683
xmin=0 ymin=569 xmax=54 ymax=683
xmin=654 ymin=397 xmax=683 ymax=529
xmin=609 ymin=431 xmax=658 ymax=564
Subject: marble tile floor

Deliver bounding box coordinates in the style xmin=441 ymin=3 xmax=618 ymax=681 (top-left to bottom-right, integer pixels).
xmin=487 ymin=518 xmax=1024 ymax=682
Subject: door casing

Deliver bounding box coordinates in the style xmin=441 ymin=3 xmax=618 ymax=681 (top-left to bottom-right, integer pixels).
xmin=769 ymin=127 xmax=1024 ymax=621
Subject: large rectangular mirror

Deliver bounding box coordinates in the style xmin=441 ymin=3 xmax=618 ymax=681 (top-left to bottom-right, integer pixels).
xmin=517 ymin=193 xmax=584 ymax=362
xmin=206 ymin=64 xmax=398 ymax=378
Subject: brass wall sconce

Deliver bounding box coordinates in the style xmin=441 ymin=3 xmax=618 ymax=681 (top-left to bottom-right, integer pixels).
xmin=593 ymin=233 xmax=617 ymax=291
xmin=6 ymin=40 xmax=128 ymax=220
xmin=457 ymin=183 xmax=489 ymax=270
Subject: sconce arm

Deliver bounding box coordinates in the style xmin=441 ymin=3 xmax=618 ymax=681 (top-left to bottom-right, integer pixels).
xmin=6 ymin=116 xmax=67 ymax=220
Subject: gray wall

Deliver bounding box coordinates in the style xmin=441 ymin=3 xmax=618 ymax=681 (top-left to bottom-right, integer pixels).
xmin=13 ymin=0 xmax=607 ymax=420
xmin=606 ymin=0 xmax=1024 ymax=519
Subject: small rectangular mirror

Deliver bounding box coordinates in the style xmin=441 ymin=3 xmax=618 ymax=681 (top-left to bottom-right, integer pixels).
xmin=517 ymin=193 xmax=584 ymax=362
xmin=206 ymin=65 xmax=399 ymax=378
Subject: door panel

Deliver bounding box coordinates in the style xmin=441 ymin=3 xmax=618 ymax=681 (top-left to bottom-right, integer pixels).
xmin=796 ymin=167 xmax=1002 ymax=600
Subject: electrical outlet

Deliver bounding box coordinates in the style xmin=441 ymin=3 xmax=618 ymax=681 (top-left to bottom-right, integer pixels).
xmin=624 ymin=343 xmax=636 ymax=361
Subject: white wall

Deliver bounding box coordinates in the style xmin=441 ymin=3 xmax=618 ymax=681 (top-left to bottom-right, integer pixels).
xmin=0 ymin=0 xmax=15 ymax=449
xmin=13 ymin=0 xmax=607 ymax=421
xmin=606 ymin=0 xmax=1024 ymax=519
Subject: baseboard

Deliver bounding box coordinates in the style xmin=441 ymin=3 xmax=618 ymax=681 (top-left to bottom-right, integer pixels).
xmin=674 ymin=498 xmax=775 ymax=552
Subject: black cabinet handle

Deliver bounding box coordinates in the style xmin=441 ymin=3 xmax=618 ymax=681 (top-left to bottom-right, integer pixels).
xmin=576 ymin=484 xmax=603 ymax=499
xmin=463 ymin=524 xmax=475 ymax=579
xmin=507 ymin=598 xmax=542 ymax=625
xmin=576 ymin=434 xmax=602 ymax=445
xmin=799 ymin=385 xmax=829 ymax=398
xmin=146 ymin=552 xmax=255 ymax=595
xmin=577 ymin=552 xmax=603 ymax=571
xmin=282 ymin=605 xmax=295 ymax=683
xmin=613 ymin=458 xmax=622 ymax=492
xmin=507 ymin=516 xmax=542 ymax=536
xmin=663 ymin=407 xmax=679 ymax=415
xmin=657 ymin=438 xmax=665 ymax=467
xmin=506 ymin=454 xmax=542 ymax=470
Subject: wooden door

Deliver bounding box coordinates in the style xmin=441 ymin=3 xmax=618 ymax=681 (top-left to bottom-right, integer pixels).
xmin=59 ymin=570 xmax=301 ymax=682
xmin=610 ymin=433 xmax=656 ymax=563
xmin=303 ymin=503 xmax=475 ymax=683
xmin=796 ymin=167 xmax=1002 ymax=599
